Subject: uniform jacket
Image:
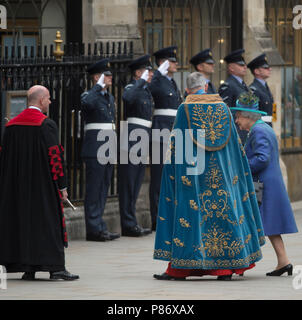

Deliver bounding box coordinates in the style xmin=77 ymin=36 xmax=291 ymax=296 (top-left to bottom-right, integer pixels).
xmin=149 ymin=70 xmax=182 ymax=130
xmin=249 ymin=78 xmax=274 ymax=116
xmin=218 ymin=75 xmax=249 ymax=108
xmin=81 ymin=84 xmax=115 ymax=158
xmin=122 ymin=78 xmax=153 ymax=122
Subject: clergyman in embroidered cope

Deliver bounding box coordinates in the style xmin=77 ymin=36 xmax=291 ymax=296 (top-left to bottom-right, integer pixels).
xmin=153 ymin=94 xmax=265 ymax=275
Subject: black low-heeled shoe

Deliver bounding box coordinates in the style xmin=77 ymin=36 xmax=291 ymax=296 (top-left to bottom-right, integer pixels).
xmin=21 ymin=272 xmax=35 ymax=280
xmin=266 ymin=264 xmax=293 ymax=276
xmin=153 ymin=273 xmax=186 ymax=281
xmin=217 ymin=275 xmax=232 ymax=281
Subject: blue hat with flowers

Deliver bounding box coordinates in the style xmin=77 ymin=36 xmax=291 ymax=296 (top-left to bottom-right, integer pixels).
xmin=231 ymin=91 xmax=267 ymax=115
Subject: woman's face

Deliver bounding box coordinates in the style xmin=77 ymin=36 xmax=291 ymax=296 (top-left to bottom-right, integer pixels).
xmin=235 ymin=112 xmax=253 ymax=131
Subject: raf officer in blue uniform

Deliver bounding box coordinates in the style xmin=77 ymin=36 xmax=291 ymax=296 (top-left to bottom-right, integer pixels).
xmin=81 ymin=59 xmax=120 ymax=242
xmin=189 ymin=48 xmax=217 ymax=94
xmin=248 ymin=53 xmax=274 ymax=127
xmin=119 ymin=55 xmax=153 ymax=237
xmin=219 ymin=49 xmax=249 ymax=143
xmin=149 ymin=46 xmax=182 ymax=231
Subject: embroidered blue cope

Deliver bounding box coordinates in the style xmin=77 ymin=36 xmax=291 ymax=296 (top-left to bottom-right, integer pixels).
xmin=153 ymin=94 xmax=266 ymax=270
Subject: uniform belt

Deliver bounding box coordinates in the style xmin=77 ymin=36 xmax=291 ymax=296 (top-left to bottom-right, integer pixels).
xmin=127 ymin=117 xmax=152 ymax=128
xmin=261 ymin=116 xmax=273 ymax=123
xmin=84 ymin=123 xmax=116 ymax=131
xmin=153 ymin=109 xmax=177 ymax=117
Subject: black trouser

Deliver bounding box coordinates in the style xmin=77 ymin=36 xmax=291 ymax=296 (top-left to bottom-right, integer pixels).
xmin=149 ymin=115 xmax=175 ymax=227
xmin=149 ymin=161 xmax=164 ymax=226
xmin=84 ymin=158 xmax=113 ymax=235
xmin=118 ymin=162 xmax=146 ymax=230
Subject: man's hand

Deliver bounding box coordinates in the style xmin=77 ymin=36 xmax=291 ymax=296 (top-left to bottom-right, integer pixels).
xmin=61 ymin=189 xmax=68 ymax=201
xmin=158 ymin=60 xmax=170 ymax=76
xmin=140 ymin=69 xmax=149 ymax=81
xmin=97 ymin=74 xmax=106 ymax=88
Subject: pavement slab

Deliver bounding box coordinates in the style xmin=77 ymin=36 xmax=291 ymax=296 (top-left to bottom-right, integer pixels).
xmin=1 ymin=208 xmax=302 ymax=300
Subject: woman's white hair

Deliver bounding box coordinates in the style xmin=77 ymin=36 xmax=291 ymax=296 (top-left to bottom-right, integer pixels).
xmin=186 ymin=72 xmax=207 ymax=90
xmin=239 ymin=110 xmax=262 ymax=121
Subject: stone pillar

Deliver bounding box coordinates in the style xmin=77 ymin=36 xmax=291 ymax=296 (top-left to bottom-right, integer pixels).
xmin=83 ymin=0 xmax=143 ymax=55
xmin=243 ymin=0 xmax=288 ymax=187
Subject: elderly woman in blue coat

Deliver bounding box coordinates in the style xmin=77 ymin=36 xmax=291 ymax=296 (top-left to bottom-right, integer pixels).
xmin=232 ymin=92 xmax=298 ymax=276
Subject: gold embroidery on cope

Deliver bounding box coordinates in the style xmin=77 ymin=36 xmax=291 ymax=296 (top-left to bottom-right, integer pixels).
xmin=184 ymin=94 xmax=232 ymax=151
xmin=239 ymin=215 xmax=245 ymax=225
xmin=202 ymin=223 xmax=244 ymax=258
xmin=182 ymin=176 xmax=192 ymax=187
xmin=190 ymin=200 xmax=199 ymax=211
xmin=243 ymin=192 xmax=249 ymax=202
xmin=173 ymin=238 xmax=185 ymax=247
xmin=199 ymin=154 xmax=237 ymax=226
xmin=179 ymin=218 xmax=191 ymax=228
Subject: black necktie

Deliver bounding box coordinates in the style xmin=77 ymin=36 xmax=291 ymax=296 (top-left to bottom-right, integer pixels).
xmin=208 ymin=81 xmax=214 ymax=93
xmin=171 ymin=78 xmax=178 ymax=91
xmin=265 ymin=83 xmax=273 ymax=99
xmin=242 ymin=81 xmax=248 ymax=91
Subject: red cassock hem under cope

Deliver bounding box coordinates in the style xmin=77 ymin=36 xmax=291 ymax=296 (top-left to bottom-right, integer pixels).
xmin=165 ymin=262 xmax=256 ymax=277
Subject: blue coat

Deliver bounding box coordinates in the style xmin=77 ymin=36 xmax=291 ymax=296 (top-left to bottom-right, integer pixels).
xmin=81 ymin=84 xmax=115 ymax=158
xmin=154 ymin=93 xmax=265 ymax=270
xmin=245 ymin=122 xmax=298 ymax=236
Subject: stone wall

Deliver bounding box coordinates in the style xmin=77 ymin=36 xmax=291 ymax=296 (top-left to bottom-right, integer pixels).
xmin=82 ymin=0 xmax=143 ymax=55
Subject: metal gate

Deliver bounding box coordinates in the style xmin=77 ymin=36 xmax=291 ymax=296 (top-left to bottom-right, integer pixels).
xmin=0 ymin=40 xmax=134 ymax=201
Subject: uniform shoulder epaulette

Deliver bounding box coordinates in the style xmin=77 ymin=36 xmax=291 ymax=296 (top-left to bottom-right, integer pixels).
xmin=219 ymin=82 xmax=229 ymax=91
xmin=124 ymin=84 xmax=134 ymax=90
xmin=81 ymin=91 xmax=88 ymax=98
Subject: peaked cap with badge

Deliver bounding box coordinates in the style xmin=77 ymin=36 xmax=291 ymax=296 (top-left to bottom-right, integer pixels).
xmin=86 ymin=58 xmax=112 ymax=75
xmin=190 ymin=48 xmax=215 ymax=66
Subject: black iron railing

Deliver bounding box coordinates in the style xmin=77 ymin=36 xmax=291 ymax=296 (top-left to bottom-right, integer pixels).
xmin=0 ymin=41 xmax=134 ymax=201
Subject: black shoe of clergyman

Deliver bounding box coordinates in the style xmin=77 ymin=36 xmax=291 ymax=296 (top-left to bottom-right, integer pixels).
xmin=217 ymin=275 xmax=232 ymax=281
xmin=86 ymin=230 xmax=120 ymax=242
xmin=122 ymin=225 xmax=152 ymax=237
xmin=21 ymin=272 xmax=36 ymax=280
xmin=153 ymin=273 xmax=186 ymax=281
xmin=49 ymin=270 xmax=79 ymax=281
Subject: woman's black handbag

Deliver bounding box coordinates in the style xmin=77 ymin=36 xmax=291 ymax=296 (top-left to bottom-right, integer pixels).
xmin=254 ymin=181 xmax=264 ymax=205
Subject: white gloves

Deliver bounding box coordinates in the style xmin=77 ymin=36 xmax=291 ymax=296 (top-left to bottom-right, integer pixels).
xmin=140 ymin=69 xmax=149 ymax=81
xmin=158 ymin=60 xmax=170 ymax=76
xmin=97 ymin=73 xmax=106 ymax=88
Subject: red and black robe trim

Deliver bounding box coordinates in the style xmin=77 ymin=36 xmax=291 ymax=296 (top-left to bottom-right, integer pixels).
xmin=48 ymin=144 xmax=68 ymax=247
xmin=48 ymin=145 xmax=64 ymax=181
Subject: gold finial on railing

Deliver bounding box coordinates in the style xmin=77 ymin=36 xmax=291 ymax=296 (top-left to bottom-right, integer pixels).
xmin=53 ymin=31 xmax=64 ymax=62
